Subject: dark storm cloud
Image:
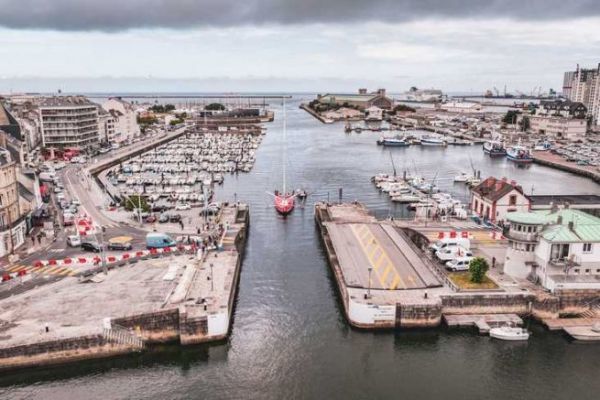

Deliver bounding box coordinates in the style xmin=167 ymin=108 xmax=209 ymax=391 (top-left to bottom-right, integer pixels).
xmin=0 ymin=0 xmax=598 ymax=31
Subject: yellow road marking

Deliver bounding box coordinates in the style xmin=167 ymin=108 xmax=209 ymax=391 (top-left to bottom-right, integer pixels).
xmin=381 ymin=264 xmax=392 ymax=282
xmin=390 ymin=275 xmax=401 ymax=290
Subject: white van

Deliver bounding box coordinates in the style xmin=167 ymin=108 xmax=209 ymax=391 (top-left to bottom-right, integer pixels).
xmin=39 ymin=171 xmax=57 ymax=182
xmin=435 ymin=246 xmax=473 ymax=262
xmin=445 ymin=256 xmax=474 ymax=272
xmin=430 ymin=237 xmax=471 ymax=253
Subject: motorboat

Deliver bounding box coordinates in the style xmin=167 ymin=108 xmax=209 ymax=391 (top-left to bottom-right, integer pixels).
xmin=453 ymin=172 xmax=469 ymax=182
xmin=391 ymin=194 xmax=422 ymax=203
xmin=489 ymin=326 xmax=530 ymax=341
xmin=377 ymin=135 xmax=410 ymax=147
xmin=421 ymin=135 xmax=446 ymax=146
xmin=483 ymin=140 xmax=507 ymax=157
xmin=507 ymin=142 xmax=533 ymax=164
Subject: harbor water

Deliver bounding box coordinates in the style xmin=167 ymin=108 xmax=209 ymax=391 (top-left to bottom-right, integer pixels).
xmin=1 ymin=95 xmax=599 ymax=400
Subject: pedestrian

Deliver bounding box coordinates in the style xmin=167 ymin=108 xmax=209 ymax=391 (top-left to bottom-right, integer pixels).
xmin=31 ymin=236 xmax=36 ymax=245
xmin=37 ymin=234 xmax=42 ymax=245
xmin=492 ymin=256 xmax=496 ymax=269
xmin=197 ymin=227 xmax=201 ymax=234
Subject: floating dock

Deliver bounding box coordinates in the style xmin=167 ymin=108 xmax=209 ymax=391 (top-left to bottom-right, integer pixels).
xmin=0 ymin=203 xmax=249 ymax=372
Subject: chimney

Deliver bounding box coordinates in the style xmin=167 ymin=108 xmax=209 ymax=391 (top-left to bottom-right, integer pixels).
xmin=377 ymin=88 xmax=386 ymax=96
xmin=550 ymin=202 xmax=558 ymax=214
xmin=358 ymin=88 xmax=367 ymax=95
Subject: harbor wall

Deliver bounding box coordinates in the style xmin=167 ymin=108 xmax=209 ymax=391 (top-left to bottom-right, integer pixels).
xmin=299 ymin=104 xmax=329 ymax=124
xmin=533 ymin=153 xmax=600 ymax=184
xmin=0 ymin=335 xmax=132 ymax=372
xmin=441 ymin=293 xmax=533 ymax=316
xmin=112 ymin=309 xmax=180 ymax=343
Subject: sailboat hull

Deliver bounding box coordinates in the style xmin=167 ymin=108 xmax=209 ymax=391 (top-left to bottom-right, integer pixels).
xmin=275 ymin=195 xmax=295 ymax=215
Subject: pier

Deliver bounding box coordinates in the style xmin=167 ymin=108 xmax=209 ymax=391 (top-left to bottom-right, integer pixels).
xmin=0 ymin=203 xmax=249 ymax=371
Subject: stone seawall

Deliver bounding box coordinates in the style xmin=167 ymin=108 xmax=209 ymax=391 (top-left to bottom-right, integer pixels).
xmin=0 ymin=335 xmax=132 ymax=372
xmin=442 ymin=293 xmax=533 ymax=315
xmin=112 ymin=309 xmax=180 ymax=343
xmin=398 ymin=303 xmax=443 ymax=328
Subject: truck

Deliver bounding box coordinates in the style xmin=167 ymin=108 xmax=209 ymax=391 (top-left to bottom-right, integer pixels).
xmin=146 ymin=232 xmax=176 ymax=249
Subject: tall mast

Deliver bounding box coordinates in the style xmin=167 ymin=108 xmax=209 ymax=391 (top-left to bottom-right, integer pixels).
xmin=283 ymin=96 xmax=287 ymax=194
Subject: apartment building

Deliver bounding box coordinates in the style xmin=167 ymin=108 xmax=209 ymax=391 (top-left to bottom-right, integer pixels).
xmin=0 ymin=147 xmax=26 ymax=257
xmin=563 ymin=64 xmax=600 ymax=126
xmin=102 ymin=97 xmax=141 ymax=143
xmin=39 ymin=96 xmax=99 ymax=150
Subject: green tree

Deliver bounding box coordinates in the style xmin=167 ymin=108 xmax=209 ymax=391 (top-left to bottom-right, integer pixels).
xmin=502 ymin=110 xmax=521 ymax=124
xmin=206 ymin=103 xmax=226 ymax=111
xmin=393 ymin=104 xmax=416 ymax=113
xmin=519 ymin=116 xmax=531 ymax=132
xmin=469 ymin=257 xmax=490 ymax=284
xmin=121 ymin=195 xmax=150 ymax=213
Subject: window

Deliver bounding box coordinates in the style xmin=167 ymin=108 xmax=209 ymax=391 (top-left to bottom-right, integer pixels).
xmin=583 ymin=243 xmax=592 ymax=253
xmin=585 ymin=269 xmax=590 ymax=274
xmin=509 ymin=195 xmax=517 ymax=206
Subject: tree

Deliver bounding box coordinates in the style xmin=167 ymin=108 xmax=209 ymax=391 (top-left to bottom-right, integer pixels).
xmin=469 ymin=257 xmax=489 ymax=283
xmin=393 ymin=104 xmax=416 ymax=113
xmin=121 ymin=195 xmax=150 ymax=213
xmin=502 ymin=110 xmax=521 ymax=124
xmin=206 ymin=103 xmax=226 ymax=111
xmin=519 ymin=116 xmax=531 ymax=132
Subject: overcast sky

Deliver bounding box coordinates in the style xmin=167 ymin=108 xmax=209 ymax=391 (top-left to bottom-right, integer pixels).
xmin=0 ymin=0 xmax=599 ymax=93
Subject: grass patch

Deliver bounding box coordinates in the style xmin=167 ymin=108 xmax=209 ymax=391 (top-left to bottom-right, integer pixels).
xmin=448 ymin=272 xmax=499 ymax=290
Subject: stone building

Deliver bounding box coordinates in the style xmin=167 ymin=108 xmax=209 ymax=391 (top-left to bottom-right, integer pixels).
xmin=0 ymin=144 xmax=25 ymax=257
xmin=316 ymin=88 xmax=394 ymax=110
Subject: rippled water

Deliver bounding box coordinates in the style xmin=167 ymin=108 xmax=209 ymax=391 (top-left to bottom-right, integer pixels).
xmin=1 ymin=95 xmax=599 ymax=400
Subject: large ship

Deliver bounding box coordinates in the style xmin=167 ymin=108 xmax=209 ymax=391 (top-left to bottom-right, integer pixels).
xmin=506 ymin=142 xmax=533 ymax=164
xmin=376 ymin=135 xmax=410 ymax=147
xmin=483 ymin=140 xmax=507 ymax=157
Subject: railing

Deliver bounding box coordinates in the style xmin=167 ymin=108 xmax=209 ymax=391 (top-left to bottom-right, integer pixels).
xmin=103 ymin=323 xmax=144 ymax=351
xmin=505 ymin=230 xmax=538 ymax=242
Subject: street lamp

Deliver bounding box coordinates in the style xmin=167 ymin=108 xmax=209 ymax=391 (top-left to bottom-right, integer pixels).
xmin=210 ymin=263 xmax=214 ymax=291
xmin=367 ymin=267 xmax=373 ymax=299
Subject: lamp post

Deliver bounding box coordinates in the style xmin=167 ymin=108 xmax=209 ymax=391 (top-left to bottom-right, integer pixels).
xmin=367 ymin=267 xmax=373 ymax=299
xmin=210 ymin=263 xmax=214 ymax=291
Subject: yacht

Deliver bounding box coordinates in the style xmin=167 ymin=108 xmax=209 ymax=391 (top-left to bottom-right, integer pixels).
xmin=376 ymin=135 xmax=410 ymax=147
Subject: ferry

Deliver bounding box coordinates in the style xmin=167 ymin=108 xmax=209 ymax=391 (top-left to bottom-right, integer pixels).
xmin=506 ymin=142 xmax=533 ymax=164
xmin=421 ymin=135 xmax=446 ymax=146
xmin=376 ymin=135 xmax=410 ymax=147
xmin=483 ymin=140 xmax=507 ymax=157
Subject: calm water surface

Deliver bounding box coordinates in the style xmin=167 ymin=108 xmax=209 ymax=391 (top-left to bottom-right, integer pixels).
xmin=1 ymin=96 xmax=599 ymax=400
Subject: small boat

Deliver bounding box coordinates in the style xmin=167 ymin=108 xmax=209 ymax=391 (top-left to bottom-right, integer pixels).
xmin=391 ymin=194 xmax=421 ymax=203
xmin=295 ymin=189 xmax=307 ymax=199
xmin=421 ymin=135 xmax=446 ymax=146
xmin=453 ymin=172 xmax=469 ymax=182
xmin=377 ymin=135 xmax=410 ymax=147
xmin=506 ymin=142 xmax=533 ymax=164
xmin=483 ymin=140 xmax=507 ymax=157
xmin=489 ymin=326 xmax=530 ymax=341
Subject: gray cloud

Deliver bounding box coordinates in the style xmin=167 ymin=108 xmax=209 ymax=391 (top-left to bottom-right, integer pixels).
xmin=0 ymin=0 xmax=599 ymax=31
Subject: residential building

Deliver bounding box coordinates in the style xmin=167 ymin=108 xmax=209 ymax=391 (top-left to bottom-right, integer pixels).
xmin=97 ymin=107 xmax=116 ymax=144
xmin=316 ymin=89 xmax=394 ymax=110
xmin=470 ymin=176 xmax=531 ymax=224
xmin=102 ymin=97 xmax=141 ymax=143
xmin=563 ymin=63 xmax=600 ymax=126
xmin=0 ymin=145 xmax=26 ymax=257
xmin=529 ymin=195 xmax=600 ymax=218
xmin=39 ymin=96 xmax=99 ymax=150
xmin=504 ymin=208 xmax=600 ymax=291
xmin=525 ymin=114 xmax=587 ymax=141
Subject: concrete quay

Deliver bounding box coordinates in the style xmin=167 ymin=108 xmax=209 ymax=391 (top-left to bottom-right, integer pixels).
xmin=0 ymin=203 xmax=249 ymax=372
xmin=532 ymin=150 xmax=600 ymax=184
xmin=316 ymin=202 xmax=600 ymax=333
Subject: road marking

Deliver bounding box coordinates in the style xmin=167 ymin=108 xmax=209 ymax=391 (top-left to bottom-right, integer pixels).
xmin=381 ymin=264 xmax=392 ymax=282
xmin=390 ymin=275 xmax=401 ymax=290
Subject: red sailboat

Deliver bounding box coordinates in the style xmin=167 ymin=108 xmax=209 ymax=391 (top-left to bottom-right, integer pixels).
xmin=272 ymin=97 xmax=295 ymax=216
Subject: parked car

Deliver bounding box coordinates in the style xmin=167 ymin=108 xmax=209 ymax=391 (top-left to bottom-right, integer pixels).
xmin=67 ymin=235 xmax=81 ymax=247
xmin=169 ymin=214 xmax=182 ymax=223
xmin=445 ymin=256 xmax=474 ymax=272
xmin=158 ymin=213 xmax=170 ymax=223
xmin=152 ymin=204 xmax=169 ymax=213
xmin=107 ymin=237 xmax=133 ymax=251
xmin=435 ymin=246 xmax=473 ymax=262
xmin=144 ymin=214 xmax=157 ymax=223
xmin=175 ymin=203 xmax=191 ymax=211
xmin=81 ymin=241 xmax=103 ymax=253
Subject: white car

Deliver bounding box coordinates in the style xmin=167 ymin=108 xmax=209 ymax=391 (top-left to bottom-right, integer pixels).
xmin=445 ymin=256 xmax=474 ymax=272
xmin=53 ymin=186 xmax=63 ymax=193
xmin=435 ymin=246 xmax=472 ymax=262
xmin=71 ymin=198 xmax=81 ymax=206
xmin=175 ymin=203 xmax=191 ymax=211
xmin=67 ymin=235 xmax=81 ymax=247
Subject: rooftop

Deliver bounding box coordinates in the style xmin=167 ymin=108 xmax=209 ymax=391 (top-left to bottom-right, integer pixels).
xmin=530 ymin=194 xmax=600 ymax=207
xmin=471 ymin=176 xmax=524 ymax=202
xmin=507 ymin=209 xmax=600 ymax=242
xmin=40 ymin=96 xmax=96 ymax=108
